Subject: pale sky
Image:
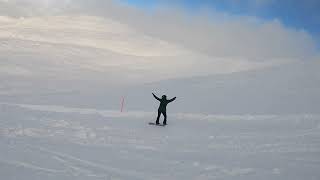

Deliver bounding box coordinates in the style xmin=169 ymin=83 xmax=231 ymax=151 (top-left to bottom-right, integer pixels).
xmin=0 ymin=0 xmax=318 ymax=83
xmin=0 ymin=0 xmax=319 ymax=114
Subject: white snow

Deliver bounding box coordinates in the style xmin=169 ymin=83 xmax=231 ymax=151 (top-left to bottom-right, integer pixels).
xmin=0 ymin=103 xmax=319 ymax=180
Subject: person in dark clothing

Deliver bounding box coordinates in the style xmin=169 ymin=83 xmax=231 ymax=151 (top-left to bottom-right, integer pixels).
xmin=152 ymin=93 xmax=176 ymax=125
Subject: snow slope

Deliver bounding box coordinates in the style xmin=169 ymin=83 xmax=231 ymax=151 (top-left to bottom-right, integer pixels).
xmin=1 ymin=103 xmax=320 ymax=180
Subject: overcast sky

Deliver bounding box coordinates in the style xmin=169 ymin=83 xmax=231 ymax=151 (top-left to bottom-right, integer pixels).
xmin=0 ymin=0 xmax=319 ymax=113
xmin=0 ymin=0 xmax=319 ymax=83
xmin=121 ymin=0 xmax=320 ymax=43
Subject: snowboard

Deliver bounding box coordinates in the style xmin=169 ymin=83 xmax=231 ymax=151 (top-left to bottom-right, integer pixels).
xmin=149 ymin=122 xmax=167 ymax=126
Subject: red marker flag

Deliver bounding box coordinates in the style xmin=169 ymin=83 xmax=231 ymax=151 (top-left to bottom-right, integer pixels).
xmin=120 ymin=97 xmax=125 ymax=112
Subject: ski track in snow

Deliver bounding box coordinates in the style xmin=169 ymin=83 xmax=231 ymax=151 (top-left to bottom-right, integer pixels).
xmin=0 ymin=103 xmax=320 ymax=180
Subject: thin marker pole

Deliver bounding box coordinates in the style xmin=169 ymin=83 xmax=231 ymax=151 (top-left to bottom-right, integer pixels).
xmin=120 ymin=97 xmax=125 ymax=112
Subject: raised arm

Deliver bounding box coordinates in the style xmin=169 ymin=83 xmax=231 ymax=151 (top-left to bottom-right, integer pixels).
xmin=168 ymin=97 xmax=176 ymax=103
xmin=152 ymin=93 xmax=161 ymax=101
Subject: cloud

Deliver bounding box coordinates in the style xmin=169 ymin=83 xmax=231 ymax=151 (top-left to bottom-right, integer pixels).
xmin=0 ymin=1 xmax=319 ymax=114
xmin=60 ymin=0 xmax=319 ymax=59
xmin=1 ymin=0 xmax=317 ymax=58
xmin=0 ymin=0 xmax=318 ymax=83
xmin=1 ymin=15 xmax=279 ymax=83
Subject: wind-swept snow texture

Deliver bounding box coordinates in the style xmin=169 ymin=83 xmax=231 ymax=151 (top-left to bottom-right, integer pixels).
xmin=1 ymin=103 xmax=320 ymax=180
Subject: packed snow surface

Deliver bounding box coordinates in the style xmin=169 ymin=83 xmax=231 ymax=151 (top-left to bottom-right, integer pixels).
xmin=0 ymin=103 xmax=319 ymax=180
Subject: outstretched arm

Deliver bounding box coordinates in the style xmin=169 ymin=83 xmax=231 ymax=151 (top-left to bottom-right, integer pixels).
xmin=168 ymin=97 xmax=176 ymax=103
xmin=152 ymin=93 xmax=161 ymax=101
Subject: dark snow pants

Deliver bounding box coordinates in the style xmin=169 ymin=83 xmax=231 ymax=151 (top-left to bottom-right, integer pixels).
xmin=156 ymin=110 xmax=167 ymax=124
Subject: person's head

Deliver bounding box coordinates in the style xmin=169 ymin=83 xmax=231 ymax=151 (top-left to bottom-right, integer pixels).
xmin=162 ymin=95 xmax=167 ymax=99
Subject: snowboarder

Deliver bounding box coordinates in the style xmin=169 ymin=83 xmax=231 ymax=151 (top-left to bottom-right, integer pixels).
xmin=152 ymin=93 xmax=176 ymax=125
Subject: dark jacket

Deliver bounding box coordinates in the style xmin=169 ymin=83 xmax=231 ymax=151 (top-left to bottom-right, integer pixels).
xmin=153 ymin=93 xmax=176 ymax=111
